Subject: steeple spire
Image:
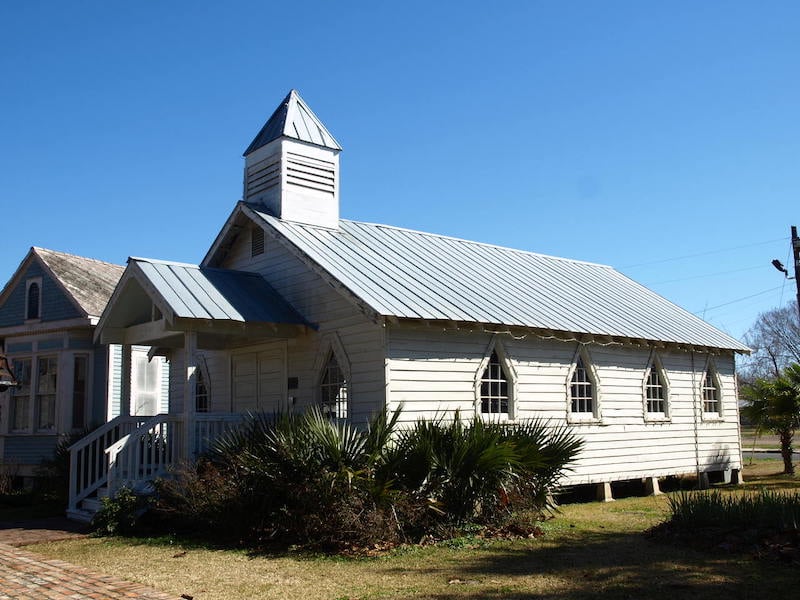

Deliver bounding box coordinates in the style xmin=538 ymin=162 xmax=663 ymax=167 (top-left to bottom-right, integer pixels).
xmin=242 ymin=90 xmax=341 ymax=229
xmin=244 ymin=90 xmax=341 ymax=156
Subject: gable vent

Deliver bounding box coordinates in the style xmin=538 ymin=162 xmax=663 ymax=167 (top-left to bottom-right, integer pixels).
xmin=245 ymin=152 xmax=281 ymax=201
xmin=251 ymin=227 xmax=264 ymax=256
xmin=285 ymin=152 xmax=335 ymax=196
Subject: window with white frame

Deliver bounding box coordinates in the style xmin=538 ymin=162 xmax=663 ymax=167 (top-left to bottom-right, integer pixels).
xmin=11 ymin=358 xmax=32 ymax=431
xmin=26 ymin=279 xmax=41 ymax=320
xmin=644 ymin=357 xmax=668 ymax=416
xmin=569 ymin=354 xmax=596 ymax=415
xmin=701 ymin=365 xmax=721 ymax=414
xmin=479 ymin=350 xmax=510 ymax=416
xmin=36 ymin=356 xmax=57 ymax=430
xmin=319 ymin=351 xmax=347 ymax=419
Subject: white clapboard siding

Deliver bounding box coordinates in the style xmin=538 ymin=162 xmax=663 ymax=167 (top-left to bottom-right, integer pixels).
xmin=193 ymin=226 xmax=387 ymax=425
xmin=387 ymin=325 xmax=742 ymax=486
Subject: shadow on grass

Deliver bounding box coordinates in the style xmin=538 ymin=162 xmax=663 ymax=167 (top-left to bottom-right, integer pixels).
xmin=377 ymin=528 xmax=792 ymax=600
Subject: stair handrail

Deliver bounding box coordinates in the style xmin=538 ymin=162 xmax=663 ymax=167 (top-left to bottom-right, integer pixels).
xmin=106 ymin=413 xmax=184 ymax=496
xmin=67 ymin=415 xmax=150 ymax=513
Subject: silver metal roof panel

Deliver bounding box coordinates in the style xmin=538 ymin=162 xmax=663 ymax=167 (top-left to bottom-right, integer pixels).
xmin=130 ymin=258 xmax=308 ymax=326
xmin=253 ymin=210 xmax=748 ymax=352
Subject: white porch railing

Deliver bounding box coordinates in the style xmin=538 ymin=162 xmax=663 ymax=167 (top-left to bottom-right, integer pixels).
xmin=67 ymin=415 xmax=152 ymax=512
xmin=68 ymin=413 xmax=247 ymax=514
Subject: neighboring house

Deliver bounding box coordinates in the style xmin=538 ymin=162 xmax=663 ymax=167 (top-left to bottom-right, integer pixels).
xmin=0 ymin=247 xmax=168 ymax=482
xmin=68 ymin=90 xmax=749 ymax=519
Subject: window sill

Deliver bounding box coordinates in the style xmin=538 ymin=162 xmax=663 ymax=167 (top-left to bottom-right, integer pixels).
xmin=644 ymin=415 xmax=671 ymax=424
xmin=567 ymin=414 xmax=602 ymax=425
xmin=701 ymin=414 xmax=725 ymax=423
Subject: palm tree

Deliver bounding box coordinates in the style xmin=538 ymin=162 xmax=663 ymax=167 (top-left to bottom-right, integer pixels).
xmin=742 ymin=363 xmax=800 ymax=475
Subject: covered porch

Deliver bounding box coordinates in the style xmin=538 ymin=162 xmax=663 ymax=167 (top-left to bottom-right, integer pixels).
xmin=68 ymin=258 xmax=312 ymax=520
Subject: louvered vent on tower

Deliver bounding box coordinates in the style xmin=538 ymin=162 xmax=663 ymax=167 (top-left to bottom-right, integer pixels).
xmin=243 ymin=90 xmax=341 ymax=229
xmin=285 ymin=152 xmax=335 ymax=196
xmin=245 ymin=152 xmax=281 ymax=201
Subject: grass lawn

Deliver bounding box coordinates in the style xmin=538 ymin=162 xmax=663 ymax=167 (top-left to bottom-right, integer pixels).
xmin=31 ymin=461 xmax=799 ymax=600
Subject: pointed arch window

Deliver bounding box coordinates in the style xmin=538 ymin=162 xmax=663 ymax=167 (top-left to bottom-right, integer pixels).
xmin=320 ymin=351 xmax=347 ymax=419
xmin=570 ymin=356 xmax=594 ymax=414
xmin=644 ymin=354 xmax=670 ymax=419
xmin=479 ymin=351 xmax=510 ymax=416
xmin=701 ymin=363 xmax=721 ymax=415
xmin=567 ymin=347 xmax=600 ymax=421
xmin=26 ymin=279 xmax=41 ymax=320
xmin=195 ymin=368 xmax=209 ymax=413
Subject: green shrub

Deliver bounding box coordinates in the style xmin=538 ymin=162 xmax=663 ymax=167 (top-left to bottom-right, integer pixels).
xmin=152 ymin=407 xmax=582 ymax=549
xmin=92 ymin=487 xmax=148 ymax=536
xmin=666 ymin=489 xmax=800 ymax=533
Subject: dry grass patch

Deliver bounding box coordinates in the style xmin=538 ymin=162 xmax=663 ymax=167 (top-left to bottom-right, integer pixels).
xmin=32 ymin=462 xmax=799 ymax=600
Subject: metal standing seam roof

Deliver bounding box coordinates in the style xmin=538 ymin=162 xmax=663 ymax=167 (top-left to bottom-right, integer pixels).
xmin=243 ymin=89 xmax=342 ymax=155
xmin=251 ymin=210 xmax=749 ymax=352
xmin=130 ymin=258 xmax=308 ymax=326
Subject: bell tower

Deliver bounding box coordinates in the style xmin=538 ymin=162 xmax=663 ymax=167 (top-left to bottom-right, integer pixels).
xmin=243 ymin=90 xmax=342 ymax=229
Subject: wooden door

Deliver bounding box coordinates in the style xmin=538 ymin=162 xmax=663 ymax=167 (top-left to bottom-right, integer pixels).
xmin=231 ymin=345 xmax=286 ymax=413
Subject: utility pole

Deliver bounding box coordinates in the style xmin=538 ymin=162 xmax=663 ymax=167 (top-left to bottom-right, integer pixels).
xmin=792 ymin=226 xmax=800 ymax=322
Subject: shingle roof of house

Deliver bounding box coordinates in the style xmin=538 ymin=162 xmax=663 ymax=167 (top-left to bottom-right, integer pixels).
xmin=34 ymin=247 xmax=124 ymax=318
xmin=243 ymin=89 xmax=342 ymax=155
xmin=250 ymin=208 xmax=749 ymax=352
xmin=129 ymin=258 xmax=308 ymax=326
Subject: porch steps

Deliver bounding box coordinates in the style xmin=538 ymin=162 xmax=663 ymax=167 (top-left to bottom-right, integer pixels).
xmin=66 ymin=487 xmax=109 ymax=523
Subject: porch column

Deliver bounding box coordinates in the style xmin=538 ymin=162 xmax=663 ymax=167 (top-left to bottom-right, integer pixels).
xmin=120 ymin=344 xmax=132 ymax=417
xmin=183 ymin=331 xmax=197 ymax=460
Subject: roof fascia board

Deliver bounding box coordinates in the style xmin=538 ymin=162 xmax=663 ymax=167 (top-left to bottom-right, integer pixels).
xmin=241 ymin=204 xmax=384 ymax=324
xmin=93 ymin=261 xmax=177 ymax=344
xmin=0 ymin=316 xmax=95 ymax=338
xmin=387 ymin=317 xmax=750 ymax=355
xmin=0 ymin=248 xmax=36 ymax=309
xmin=201 ymin=202 xmax=248 ymax=267
xmin=31 ymin=248 xmax=91 ymax=318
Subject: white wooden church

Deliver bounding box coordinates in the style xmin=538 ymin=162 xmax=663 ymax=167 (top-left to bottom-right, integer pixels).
xmin=67 ymin=90 xmax=748 ymax=518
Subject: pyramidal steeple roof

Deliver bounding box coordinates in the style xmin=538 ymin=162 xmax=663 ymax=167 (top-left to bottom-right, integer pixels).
xmin=243 ymin=89 xmax=342 ymax=155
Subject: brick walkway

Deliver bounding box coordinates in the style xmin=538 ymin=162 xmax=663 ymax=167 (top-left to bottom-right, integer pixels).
xmin=0 ymin=519 xmax=178 ymax=599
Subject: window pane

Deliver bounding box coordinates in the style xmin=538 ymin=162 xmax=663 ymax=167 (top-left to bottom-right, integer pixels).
xmin=37 ymin=357 xmax=57 ymax=430
xmin=479 ymin=351 xmax=510 ymax=416
xmin=320 ymin=353 xmax=347 ymax=419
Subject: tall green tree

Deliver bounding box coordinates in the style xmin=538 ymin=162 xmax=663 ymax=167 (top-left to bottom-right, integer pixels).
xmin=742 ymin=363 xmax=800 ymax=475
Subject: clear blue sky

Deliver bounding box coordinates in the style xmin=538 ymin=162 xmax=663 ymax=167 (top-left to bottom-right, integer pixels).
xmin=1 ymin=1 xmax=798 ymax=342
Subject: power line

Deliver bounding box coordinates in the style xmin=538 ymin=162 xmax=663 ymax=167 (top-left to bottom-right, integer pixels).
xmin=647 ymin=264 xmax=764 ymax=285
xmin=621 ymin=237 xmax=788 ymax=269
xmin=692 ymin=285 xmax=784 ymax=314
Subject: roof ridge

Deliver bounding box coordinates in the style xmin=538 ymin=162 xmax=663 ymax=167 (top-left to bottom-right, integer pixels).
xmin=33 ymin=246 xmax=123 ymax=270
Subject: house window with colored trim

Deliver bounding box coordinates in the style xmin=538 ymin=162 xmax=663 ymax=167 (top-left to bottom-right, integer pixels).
xmin=11 ymin=358 xmax=32 ymax=431
xmin=36 ymin=356 xmax=57 ymax=431
xmin=26 ymin=279 xmax=41 ymax=320
xmin=479 ymin=351 xmax=510 ymax=417
xmin=702 ymin=365 xmax=721 ymax=414
xmin=319 ymin=352 xmax=347 ymax=419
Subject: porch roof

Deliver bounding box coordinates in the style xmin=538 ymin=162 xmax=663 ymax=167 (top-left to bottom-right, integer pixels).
xmin=130 ymin=258 xmax=307 ymax=325
xmin=95 ymin=258 xmax=311 ymax=347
